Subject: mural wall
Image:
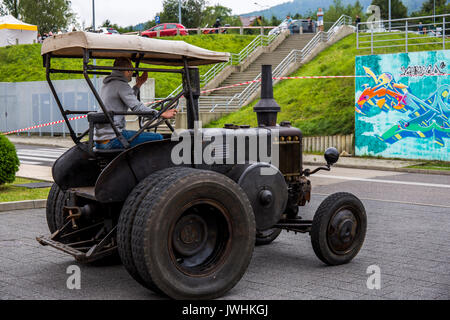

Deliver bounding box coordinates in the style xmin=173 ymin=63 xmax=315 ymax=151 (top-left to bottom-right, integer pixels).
xmin=355 ymin=50 xmax=450 ymax=161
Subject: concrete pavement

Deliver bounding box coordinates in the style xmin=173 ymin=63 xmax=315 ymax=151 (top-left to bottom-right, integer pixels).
xmin=0 ymin=189 xmax=448 ymax=300
xmin=8 ymin=135 xmax=448 ymax=184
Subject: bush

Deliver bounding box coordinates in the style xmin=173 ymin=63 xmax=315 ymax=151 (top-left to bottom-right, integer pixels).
xmin=0 ymin=135 xmax=20 ymax=185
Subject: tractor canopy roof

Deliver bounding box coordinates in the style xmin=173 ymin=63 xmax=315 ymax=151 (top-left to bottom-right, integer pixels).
xmin=41 ymin=31 xmax=230 ymax=66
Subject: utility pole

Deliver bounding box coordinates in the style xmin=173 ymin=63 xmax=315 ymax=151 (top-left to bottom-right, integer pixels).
xmin=388 ymin=0 xmax=391 ymax=32
xmin=92 ymin=0 xmax=96 ymax=81
xmin=92 ymin=0 xmax=96 ymax=31
xmin=178 ymin=0 xmax=182 ymax=24
xmin=433 ymin=0 xmax=436 ymax=24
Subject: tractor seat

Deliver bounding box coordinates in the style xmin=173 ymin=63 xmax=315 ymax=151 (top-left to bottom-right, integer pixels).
xmin=92 ymin=148 xmax=126 ymax=154
xmin=87 ymin=112 xmax=127 ymax=155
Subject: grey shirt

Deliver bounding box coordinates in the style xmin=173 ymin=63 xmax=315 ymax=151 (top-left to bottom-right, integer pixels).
xmin=94 ymin=70 xmax=157 ymax=141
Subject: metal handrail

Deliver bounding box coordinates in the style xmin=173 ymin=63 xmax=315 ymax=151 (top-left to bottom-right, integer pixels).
xmin=356 ymin=14 xmax=449 ymax=54
xmin=233 ymin=14 xmax=352 ymax=108
xmin=167 ymin=32 xmax=281 ymax=98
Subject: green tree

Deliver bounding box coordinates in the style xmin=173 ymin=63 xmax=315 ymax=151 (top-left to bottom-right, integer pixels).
xmin=0 ymin=135 xmax=19 ymax=185
xmin=201 ymin=4 xmax=231 ymax=27
xmin=2 ymin=0 xmax=19 ymax=18
xmin=270 ymin=15 xmax=282 ymax=26
xmin=370 ymin=0 xmax=407 ymax=20
xmin=411 ymin=0 xmax=450 ymax=16
xmin=19 ymin=0 xmax=75 ymax=33
xmin=102 ymin=19 xmax=112 ymax=27
xmin=160 ymin=0 xmax=206 ymax=28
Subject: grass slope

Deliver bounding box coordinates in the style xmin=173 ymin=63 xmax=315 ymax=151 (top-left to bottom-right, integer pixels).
xmin=206 ymin=33 xmax=445 ymax=136
xmin=0 ymin=178 xmax=50 ymax=202
xmin=0 ymin=34 xmax=256 ymax=98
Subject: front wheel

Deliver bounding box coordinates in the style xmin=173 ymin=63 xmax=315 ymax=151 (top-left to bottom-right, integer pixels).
xmin=131 ymin=168 xmax=256 ymax=299
xmin=255 ymin=228 xmax=282 ymax=246
xmin=310 ymin=192 xmax=366 ymax=265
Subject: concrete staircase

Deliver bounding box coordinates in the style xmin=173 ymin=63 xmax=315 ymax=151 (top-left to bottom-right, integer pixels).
xmin=191 ymin=34 xmax=315 ymax=113
xmin=210 ymin=34 xmax=314 ymax=100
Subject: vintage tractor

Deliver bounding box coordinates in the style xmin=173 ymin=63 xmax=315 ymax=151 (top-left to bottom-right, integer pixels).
xmin=37 ymin=31 xmax=367 ymax=300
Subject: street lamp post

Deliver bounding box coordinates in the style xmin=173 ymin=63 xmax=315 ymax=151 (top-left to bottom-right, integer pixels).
xmin=178 ymin=0 xmax=182 ymax=24
xmin=92 ymin=0 xmax=95 ymax=31
xmin=92 ymin=0 xmax=96 ymax=81
xmin=433 ymin=0 xmax=436 ymax=24
xmin=388 ymin=0 xmax=391 ymax=32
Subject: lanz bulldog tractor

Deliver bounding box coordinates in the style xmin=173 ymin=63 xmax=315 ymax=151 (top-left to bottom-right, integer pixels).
xmin=37 ymin=31 xmax=367 ymax=300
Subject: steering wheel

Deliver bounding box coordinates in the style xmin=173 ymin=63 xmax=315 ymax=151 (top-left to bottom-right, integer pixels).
xmin=139 ymin=98 xmax=179 ymax=133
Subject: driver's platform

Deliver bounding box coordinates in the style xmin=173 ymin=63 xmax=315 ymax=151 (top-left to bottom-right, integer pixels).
xmin=72 ymin=186 xmax=96 ymax=201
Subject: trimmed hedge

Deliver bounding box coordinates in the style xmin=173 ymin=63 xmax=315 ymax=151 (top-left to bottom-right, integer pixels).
xmin=0 ymin=135 xmax=20 ymax=185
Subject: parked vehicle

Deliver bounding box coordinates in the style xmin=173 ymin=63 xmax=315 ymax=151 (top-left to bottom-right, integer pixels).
xmin=141 ymin=23 xmax=188 ymax=38
xmin=202 ymin=23 xmax=230 ymax=34
xmin=268 ymin=19 xmax=291 ymax=36
xmin=291 ymin=19 xmax=316 ymax=33
xmin=37 ymin=32 xmax=367 ymax=300
xmin=85 ymin=27 xmax=120 ymax=35
xmin=97 ymin=27 xmax=120 ymax=35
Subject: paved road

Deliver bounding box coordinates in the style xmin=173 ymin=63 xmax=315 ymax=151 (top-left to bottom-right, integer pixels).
xmin=0 ymin=167 xmax=449 ymax=300
xmin=15 ymin=144 xmax=67 ymax=167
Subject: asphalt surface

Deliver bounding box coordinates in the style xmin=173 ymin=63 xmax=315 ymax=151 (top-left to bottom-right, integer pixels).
xmin=1 ymin=166 xmax=449 ymax=300
xmin=15 ymin=144 xmax=67 ymax=167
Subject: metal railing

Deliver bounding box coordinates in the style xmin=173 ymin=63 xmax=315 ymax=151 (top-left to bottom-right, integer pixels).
xmin=167 ymin=32 xmax=281 ymax=98
xmin=230 ymin=15 xmax=352 ymax=110
xmin=356 ymin=14 xmax=449 ymax=54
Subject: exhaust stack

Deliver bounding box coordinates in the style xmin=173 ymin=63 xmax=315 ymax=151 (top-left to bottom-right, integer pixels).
xmin=253 ymin=65 xmax=280 ymax=127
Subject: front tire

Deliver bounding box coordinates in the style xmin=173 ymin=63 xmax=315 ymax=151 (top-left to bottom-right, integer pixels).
xmin=255 ymin=228 xmax=282 ymax=246
xmin=310 ymin=192 xmax=367 ymax=265
xmin=131 ymin=168 xmax=256 ymax=299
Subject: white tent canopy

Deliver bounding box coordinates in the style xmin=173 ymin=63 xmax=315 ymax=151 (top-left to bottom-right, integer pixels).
xmin=0 ymin=15 xmax=38 ymax=47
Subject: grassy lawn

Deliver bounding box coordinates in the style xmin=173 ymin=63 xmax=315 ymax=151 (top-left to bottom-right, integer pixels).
xmin=0 ymin=34 xmax=256 ymax=98
xmin=205 ymin=33 xmax=446 ymax=137
xmin=407 ymin=161 xmax=450 ymax=171
xmin=0 ymin=178 xmax=50 ymax=203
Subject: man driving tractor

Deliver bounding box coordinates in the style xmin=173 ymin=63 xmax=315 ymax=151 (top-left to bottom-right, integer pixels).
xmin=94 ymin=57 xmax=177 ymax=149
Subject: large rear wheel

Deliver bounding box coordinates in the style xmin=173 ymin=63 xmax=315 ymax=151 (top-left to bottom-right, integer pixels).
xmin=131 ymin=168 xmax=256 ymax=299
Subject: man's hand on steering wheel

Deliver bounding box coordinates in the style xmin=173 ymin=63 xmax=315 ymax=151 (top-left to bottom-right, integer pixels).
xmin=161 ymin=109 xmax=177 ymax=119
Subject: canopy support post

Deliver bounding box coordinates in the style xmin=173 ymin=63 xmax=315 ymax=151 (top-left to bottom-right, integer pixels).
xmin=82 ymin=49 xmax=130 ymax=148
xmin=45 ymin=54 xmax=79 ymax=144
xmin=182 ymin=58 xmax=200 ymax=130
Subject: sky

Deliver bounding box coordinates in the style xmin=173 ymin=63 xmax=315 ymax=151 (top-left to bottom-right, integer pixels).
xmin=70 ymin=0 xmax=291 ymax=28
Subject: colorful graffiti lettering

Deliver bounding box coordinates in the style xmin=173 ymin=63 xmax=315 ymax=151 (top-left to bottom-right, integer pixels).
xmin=356 ymin=67 xmax=450 ymax=147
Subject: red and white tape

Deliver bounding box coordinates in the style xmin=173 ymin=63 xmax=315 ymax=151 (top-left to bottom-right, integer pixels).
xmin=2 ymin=115 xmax=87 ymax=135
xmin=2 ymin=73 xmax=448 ymax=135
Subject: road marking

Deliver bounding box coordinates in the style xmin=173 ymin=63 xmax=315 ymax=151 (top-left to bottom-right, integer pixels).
xmin=313 ymin=193 xmax=450 ymax=209
xmin=17 ymin=150 xmax=65 ymax=156
xmin=17 ymin=153 xmax=61 ymax=159
xmin=18 ymin=160 xmax=42 ymax=165
xmin=17 ymin=155 xmax=58 ymax=162
xmin=314 ymin=174 xmax=450 ymax=189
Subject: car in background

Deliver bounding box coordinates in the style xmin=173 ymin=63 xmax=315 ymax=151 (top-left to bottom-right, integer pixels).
xmin=97 ymin=27 xmax=120 ymax=35
xmin=291 ymin=19 xmax=316 ymax=33
xmin=141 ymin=23 xmax=188 ymax=38
xmin=268 ymin=19 xmax=290 ymax=36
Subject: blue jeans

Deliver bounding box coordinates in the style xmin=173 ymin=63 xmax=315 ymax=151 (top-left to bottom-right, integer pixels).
xmin=95 ymin=130 xmax=163 ymax=149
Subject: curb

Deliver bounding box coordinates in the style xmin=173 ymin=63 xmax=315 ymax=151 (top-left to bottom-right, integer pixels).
xmin=0 ymin=199 xmax=47 ymax=212
xmin=303 ymin=161 xmax=450 ymax=176
xmin=16 ymin=174 xmax=54 ymax=183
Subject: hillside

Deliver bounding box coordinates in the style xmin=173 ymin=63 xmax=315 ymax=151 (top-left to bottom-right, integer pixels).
xmin=0 ymin=34 xmax=256 ymax=98
xmin=242 ymin=0 xmax=425 ymax=19
xmin=205 ymin=33 xmax=445 ymax=136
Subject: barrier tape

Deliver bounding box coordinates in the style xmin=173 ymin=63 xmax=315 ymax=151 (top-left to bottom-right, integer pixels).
xmin=2 ymin=73 xmax=449 ymax=135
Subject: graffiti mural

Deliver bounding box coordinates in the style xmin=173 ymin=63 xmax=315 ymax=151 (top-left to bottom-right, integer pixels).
xmin=355 ymin=50 xmax=450 ymax=161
